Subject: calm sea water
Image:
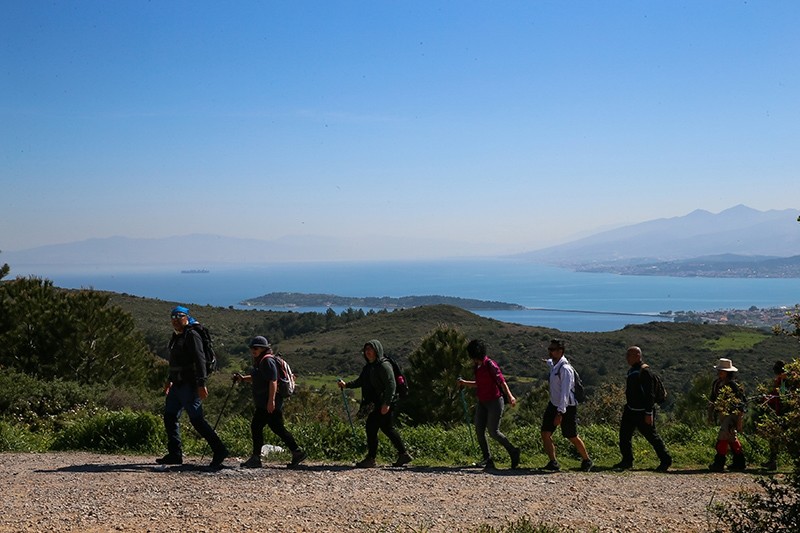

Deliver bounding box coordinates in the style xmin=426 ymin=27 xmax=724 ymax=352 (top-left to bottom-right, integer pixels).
xmin=13 ymin=259 xmax=800 ymax=332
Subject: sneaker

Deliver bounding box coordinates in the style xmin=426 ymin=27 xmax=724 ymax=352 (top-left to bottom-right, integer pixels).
xmin=655 ymin=457 xmax=672 ymax=473
xmin=392 ymin=452 xmax=413 ymax=467
xmin=509 ymin=447 xmax=521 ymax=470
xmin=210 ymin=448 xmax=229 ymax=469
xmin=155 ymin=454 xmax=182 ymax=465
xmin=482 ymin=458 xmax=496 ymax=471
xmin=355 ymin=457 xmax=377 ymax=468
xmin=580 ymin=458 xmax=594 ymax=472
xmin=542 ymin=460 xmax=560 ymax=471
xmin=289 ymin=449 xmax=307 ymax=468
xmin=612 ymin=461 xmax=633 ymax=471
xmin=240 ymin=456 xmax=262 ymax=469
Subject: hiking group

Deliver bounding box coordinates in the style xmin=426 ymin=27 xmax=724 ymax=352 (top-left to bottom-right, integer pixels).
xmin=157 ymin=305 xmax=780 ymax=473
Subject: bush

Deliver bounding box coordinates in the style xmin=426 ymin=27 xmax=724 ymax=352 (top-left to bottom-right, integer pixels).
xmin=51 ymin=409 xmax=163 ymax=453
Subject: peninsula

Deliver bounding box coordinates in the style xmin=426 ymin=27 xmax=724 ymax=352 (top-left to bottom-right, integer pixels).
xmin=240 ymin=292 xmax=526 ymax=311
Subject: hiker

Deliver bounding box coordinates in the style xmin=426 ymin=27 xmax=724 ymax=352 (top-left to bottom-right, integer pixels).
xmin=614 ymin=346 xmax=672 ymax=472
xmin=760 ymin=360 xmax=788 ymax=470
xmin=157 ymin=306 xmax=228 ymax=468
xmin=707 ymin=358 xmax=747 ymax=472
xmin=233 ymin=336 xmax=306 ymax=469
xmin=540 ymin=339 xmax=593 ymax=472
xmin=456 ymin=339 xmax=521 ymax=470
xmin=337 ymin=339 xmax=412 ymax=468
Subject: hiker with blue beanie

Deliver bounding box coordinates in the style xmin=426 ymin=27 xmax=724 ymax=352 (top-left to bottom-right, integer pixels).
xmin=156 ymin=305 xmax=228 ymax=468
xmin=234 ymin=336 xmax=306 ymax=469
xmin=338 ymin=339 xmax=412 ymax=468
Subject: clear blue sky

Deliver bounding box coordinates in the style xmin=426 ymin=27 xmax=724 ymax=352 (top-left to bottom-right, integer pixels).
xmin=2 ymin=1 xmax=799 ymax=258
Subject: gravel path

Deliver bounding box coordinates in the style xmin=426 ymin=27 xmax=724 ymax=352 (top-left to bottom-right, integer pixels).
xmin=0 ymin=452 xmax=758 ymax=532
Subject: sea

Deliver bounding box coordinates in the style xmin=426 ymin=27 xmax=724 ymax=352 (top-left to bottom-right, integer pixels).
xmin=11 ymin=258 xmax=800 ymax=332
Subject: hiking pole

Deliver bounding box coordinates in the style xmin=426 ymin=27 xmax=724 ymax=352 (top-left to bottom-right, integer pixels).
xmin=201 ymin=380 xmax=236 ymax=462
xmin=458 ymin=380 xmax=479 ymax=460
xmin=339 ymin=380 xmax=359 ymax=447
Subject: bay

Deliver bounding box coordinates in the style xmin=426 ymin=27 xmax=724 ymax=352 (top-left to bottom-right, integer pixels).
xmin=12 ymin=259 xmax=800 ymax=332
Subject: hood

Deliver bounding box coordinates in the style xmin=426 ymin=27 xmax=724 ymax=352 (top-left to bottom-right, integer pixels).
xmin=364 ymin=339 xmax=385 ymax=361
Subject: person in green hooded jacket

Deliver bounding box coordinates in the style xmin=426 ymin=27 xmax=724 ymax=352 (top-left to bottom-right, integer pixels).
xmin=338 ymin=339 xmax=412 ymax=468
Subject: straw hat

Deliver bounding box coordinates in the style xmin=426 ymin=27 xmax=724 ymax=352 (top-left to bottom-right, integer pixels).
xmin=714 ymin=358 xmax=738 ymax=372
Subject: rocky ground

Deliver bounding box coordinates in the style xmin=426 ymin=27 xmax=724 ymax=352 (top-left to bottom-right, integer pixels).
xmin=0 ymin=452 xmax=761 ymax=532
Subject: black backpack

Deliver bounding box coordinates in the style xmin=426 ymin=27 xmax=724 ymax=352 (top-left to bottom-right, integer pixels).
xmin=572 ymin=367 xmax=587 ymax=403
xmin=641 ymin=364 xmax=667 ymax=405
xmin=188 ymin=323 xmax=218 ymax=375
xmin=557 ymin=363 xmax=586 ymax=403
xmin=385 ymin=356 xmax=409 ymax=398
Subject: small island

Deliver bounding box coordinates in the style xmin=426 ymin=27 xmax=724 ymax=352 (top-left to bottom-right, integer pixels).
xmin=240 ymin=292 xmax=526 ymax=311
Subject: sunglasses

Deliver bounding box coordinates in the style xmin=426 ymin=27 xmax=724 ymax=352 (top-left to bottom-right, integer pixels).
xmin=170 ymin=313 xmax=187 ymax=319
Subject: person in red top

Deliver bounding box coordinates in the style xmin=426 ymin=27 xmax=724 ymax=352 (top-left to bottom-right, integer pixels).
xmin=457 ymin=339 xmax=521 ymax=470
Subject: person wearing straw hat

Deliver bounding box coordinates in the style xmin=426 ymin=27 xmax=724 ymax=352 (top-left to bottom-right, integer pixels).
xmin=707 ymin=358 xmax=747 ymax=472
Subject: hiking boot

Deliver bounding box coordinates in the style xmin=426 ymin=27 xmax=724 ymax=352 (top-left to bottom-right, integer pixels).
xmin=542 ymin=460 xmax=560 ymax=472
xmin=482 ymin=458 xmax=496 ymax=471
xmin=509 ymin=447 xmax=521 ymax=470
xmin=580 ymin=458 xmax=594 ymax=472
xmin=392 ymin=452 xmax=413 ymax=467
xmin=210 ymin=447 xmax=229 ymax=469
xmin=240 ymin=455 xmax=262 ymax=469
xmin=612 ymin=461 xmax=632 ymax=471
xmin=761 ymin=460 xmax=777 ymax=471
xmin=289 ymin=449 xmax=307 ymax=468
xmin=155 ymin=454 xmax=182 ymax=465
xmin=355 ymin=457 xmax=377 ymax=468
xmin=729 ymin=453 xmax=746 ymax=472
xmin=655 ymin=456 xmax=672 ymax=473
xmin=709 ymin=453 xmax=726 ymax=472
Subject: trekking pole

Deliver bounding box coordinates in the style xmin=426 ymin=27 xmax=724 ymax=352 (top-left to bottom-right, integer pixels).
xmin=339 ymin=380 xmax=359 ymax=446
xmin=201 ymin=380 xmax=236 ymax=461
xmin=458 ymin=380 xmax=479 ymax=459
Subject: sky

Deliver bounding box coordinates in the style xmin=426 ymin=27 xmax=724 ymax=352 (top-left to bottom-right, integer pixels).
xmin=2 ymin=1 xmax=799 ymax=259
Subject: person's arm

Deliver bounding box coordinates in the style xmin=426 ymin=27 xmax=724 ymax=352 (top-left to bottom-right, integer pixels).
xmin=457 ymin=378 xmax=477 ymax=388
xmin=557 ymin=366 xmax=573 ymax=413
xmin=380 ymin=360 xmax=396 ymax=413
xmin=500 ymin=380 xmax=516 ymax=407
xmin=267 ymin=380 xmax=278 ymax=413
xmin=640 ymin=367 xmax=655 ymax=423
xmin=185 ymin=329 xmax=208 ymax=390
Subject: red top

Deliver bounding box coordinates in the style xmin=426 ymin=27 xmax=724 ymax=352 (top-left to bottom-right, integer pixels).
xmin=474 ymin=356 xmax=506 ymax=403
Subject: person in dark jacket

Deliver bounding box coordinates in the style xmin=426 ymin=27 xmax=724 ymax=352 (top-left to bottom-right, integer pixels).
xmin=156 ymin=306 xmax=228 ymax=468
xmin=708 ymin=358 xmax=747 ymax=472
xmin=457 ymin=339 xmax=521 ymax=470
xmin=234 ymin=336 xmax=306 ymax=469
xmin=337 ymin=339 xmax=412 ymax=468
xmin=614 ymin=346 xmax=672 ymax=472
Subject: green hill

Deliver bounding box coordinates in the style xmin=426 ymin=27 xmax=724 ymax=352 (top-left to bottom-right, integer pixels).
xmin=108 ymin=292 xmax=795 ymax=397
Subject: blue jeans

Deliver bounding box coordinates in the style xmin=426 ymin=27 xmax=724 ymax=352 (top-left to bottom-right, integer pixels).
xmin=164 ymin=382 xmax=225 ymax=457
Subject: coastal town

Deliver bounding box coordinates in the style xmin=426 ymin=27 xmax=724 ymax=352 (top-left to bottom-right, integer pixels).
xmin=663 ymin=305 xmax=798 ymax=330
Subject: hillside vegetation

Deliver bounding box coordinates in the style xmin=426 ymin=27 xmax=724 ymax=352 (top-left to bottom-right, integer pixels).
xmin=106 ymin=292 xmax=793 ymax=396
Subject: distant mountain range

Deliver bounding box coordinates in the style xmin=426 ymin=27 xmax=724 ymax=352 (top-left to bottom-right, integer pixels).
xmin=514 ymin=205 xmax=800 ymax=273
xmin=3 ymin=205 xmax=799 ymax=277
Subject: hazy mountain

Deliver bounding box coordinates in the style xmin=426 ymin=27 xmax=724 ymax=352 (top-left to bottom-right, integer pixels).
xmin=1 ymin=233 xmax=486 ymax=266
xmin=515 ymin=205 xmax=800 ymax=267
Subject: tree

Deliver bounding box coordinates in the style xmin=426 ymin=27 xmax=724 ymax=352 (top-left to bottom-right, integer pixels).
xmin=403 ymin=325 xmax=472 ymax=426
xmin=0 ymin=276 xmax=160 ymax=387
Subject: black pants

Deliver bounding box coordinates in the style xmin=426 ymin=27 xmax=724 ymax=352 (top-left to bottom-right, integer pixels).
xmin=619 ymin=405 xmax=670 ymax=464
xmin=365 ymin=407 xmax=406 ymax=459
xmin=251 ymin=407 xmax=299 ymax=457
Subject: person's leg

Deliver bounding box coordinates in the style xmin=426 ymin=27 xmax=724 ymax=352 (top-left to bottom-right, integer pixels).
xmin=161 ymin=386 xmax=184 ymax=460
xmin=250 ymin=408 xmax=269 ymax=456
xmin=265 ymin=409 xmax=300 ymax=452
xmin=474 ymin=401 xmax=491 ymax=461
xmin=185 ymin=387 xmax=227 ymax=462
xmin=484 ymin=397 xmax=519 ymax=466
xmin=541 ymin=403 xmax=558 ymax=466
xmin=617 ymin=407 xmax=637 ymax=466
xmin=636 ymin=412 xmax=671 ymax=464
xmin=377 ymin=409 xmax=407 ymax=455
xmin=364 ymin=409 xmax=381 ymax=459
xmin=561 ymin=407 xmax=589 ymax=461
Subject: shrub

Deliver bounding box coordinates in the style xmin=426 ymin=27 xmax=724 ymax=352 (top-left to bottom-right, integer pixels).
xmin=50 ymin=409 xmax=163 ymax=453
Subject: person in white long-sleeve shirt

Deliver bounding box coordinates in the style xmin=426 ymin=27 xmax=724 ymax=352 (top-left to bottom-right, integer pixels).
xmin=540 ymin=338 xmax=593 ymax=472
